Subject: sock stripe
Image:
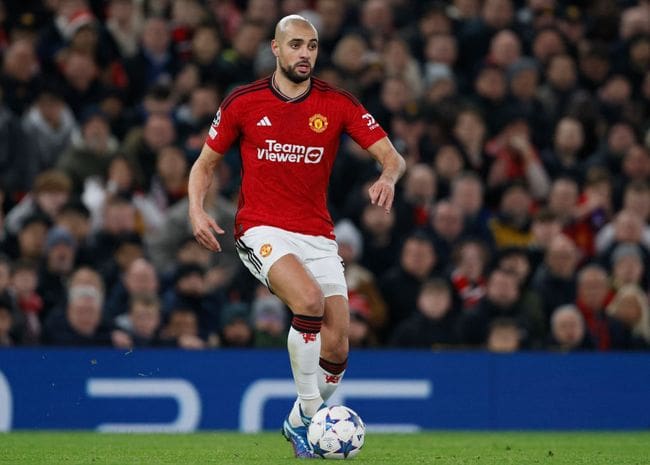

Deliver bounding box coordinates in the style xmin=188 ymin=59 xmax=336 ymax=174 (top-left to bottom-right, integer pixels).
xmin=319 ymin=357 xmax=347 ymax=374
xmin=292 ymin=314 xmax=323 ymax=334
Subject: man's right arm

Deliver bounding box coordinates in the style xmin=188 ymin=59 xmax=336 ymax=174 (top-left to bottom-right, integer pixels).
xmin=188 ymin=144 xmax=225 ymax=252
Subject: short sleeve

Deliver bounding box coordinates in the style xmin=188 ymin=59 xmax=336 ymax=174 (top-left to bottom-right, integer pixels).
xmin=205 ymin=102 xmax=240 ymax=154
xmin=342 ymin=98 xmax=387 ymax=150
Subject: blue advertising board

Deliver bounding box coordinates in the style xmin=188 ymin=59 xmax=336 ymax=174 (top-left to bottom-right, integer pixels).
xmin=0 ymin=349 xmax=648 ymax=431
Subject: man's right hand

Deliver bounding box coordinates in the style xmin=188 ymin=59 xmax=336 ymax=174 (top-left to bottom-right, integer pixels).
xmin=189 ymin=208 xmax=225 ymax=252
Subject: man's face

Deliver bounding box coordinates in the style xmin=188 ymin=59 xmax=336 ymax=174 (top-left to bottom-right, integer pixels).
xmin=273 ymin=21 xmax=318 ymax=84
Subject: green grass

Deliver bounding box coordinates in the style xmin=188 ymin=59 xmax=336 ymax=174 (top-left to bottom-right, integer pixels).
xmin=1 ymin=431 xmax=649 ymax=465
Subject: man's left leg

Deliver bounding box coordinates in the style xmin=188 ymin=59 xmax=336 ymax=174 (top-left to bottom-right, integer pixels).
xmin=318 ymin=295 xmax=350 ymax=402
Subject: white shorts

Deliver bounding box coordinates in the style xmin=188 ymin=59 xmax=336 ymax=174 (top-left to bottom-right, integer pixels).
xmin=235 ymin=226 xmax=347 ymax=298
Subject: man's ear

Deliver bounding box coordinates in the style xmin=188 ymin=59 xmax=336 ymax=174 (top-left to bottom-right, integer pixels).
xmin=271 ymin=39 xmax=279 ymax=57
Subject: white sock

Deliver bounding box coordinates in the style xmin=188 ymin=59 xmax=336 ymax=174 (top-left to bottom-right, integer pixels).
xmin=318 ymin=364 xmax=346 ymax=402
xmin=287 ymin=324 xmax=323 ymax=425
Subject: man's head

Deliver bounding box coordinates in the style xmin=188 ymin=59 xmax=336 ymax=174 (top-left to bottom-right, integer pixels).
xmin=66 ymin=285 xmax=103 ymax=337
xmin=272 ymin=15 xmax=318 ymax=84
xmin=551 ymin=304 xmax=585 ymax=349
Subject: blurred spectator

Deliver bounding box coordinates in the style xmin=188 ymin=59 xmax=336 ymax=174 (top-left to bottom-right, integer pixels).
xmin=0 ymin=39 xmax=41 ymax=115
xmin=10 ymin=259 xmax=43 ymax=344
xmin=103 ymin=254 xmax=156 ymax=316
xmin=21 ymin=85 xmax=77 ymax=187
xmin=433 ymin=145 xmax=465 ymax=200
xmin=0 ymin=96 xmax=32 ymax=196
xmin=614 ymin=144 xmax=650 ymax=204
xmin=123 ymin=16 xmax=179 ymax=103
xmin=5 ymin=169 xmax=72 ymax=235
xmin=43 ymin=283 xmax=113 ymax=346
xmin=390 ymin=278 xmax=460 ymax=349
xmin=37 ymin=226 xmax=77 ymax=316
xmin=450 ymin=239 xmax=488 ymax=311
xmin=527 ymin=209 xmax=563 ymax=270
xmin=86 ymin=195 xmax=138 ymax=269
xmin=546 ymin=177 xmax=579 ymax=227
xmin=530 ymin=27 xmax=566 ymax=67
xmin=6 ymin=214 xmax=50 ymax=261
xmin=251 ymin=285 xmax=288 ymax=348
xmin=121 ymin=112 xmax=177 ymax=190
xmin=541 ymin=117 xmax=588 ymax=181
xmin=485 ymin=114 xmax=550 ymax=200
xmin=488 ymin=29 xmax=521 ymax=70
xmin=575 ymin=264 xmax=632 ymax=351
xmin=450 ymin=172 xmax=493 ymax=245
xmin=159 ymin=307 xmax=206 ymax=349
xmin=57 ymin=51 xmax=111 ymax=118
xmin=82 ymin=155 xmax=164 ymax=234
xmin=486 ymin=317 xmax=522 ymax=353
xmin=428 ymin=200 xmax=465 ymax=267
xmin=214 ymin=20 xmax=267 ymax=89
xmin=596 ymin=182 xmax=650 ymax=253
xmin=359 ymin=201 xmax=399 ymax=277
xmin=189 ymin=24 xmax=222 ymax=84
xmin=537 ymin=53 xmax=578 ymax=126
xmin=105 ymin=0 xmax=143 ymax=59
xmin=400 ymin=164 xmax=436 ymax=230
xmin=382 ymin=36 xmax=424 ymax=99
xmin=565 ymin=167 xmax=613 ymax=257
xmin=113 ymin=293 xmax=162 ymax=348
xmin=606 ymin=284 xmax=650 ymax=348
xmin=347 ymin=292 xmax=376 ymax=348
xmin=162 ymin=262 xmax=223 ymax=338
xmin=460 ymin=267 xmax=542 ymax=347
xmin=587 ymin=121 xmax=638 ymax=175
xmin=148 ymin=146 xmax=188 ymax=211
xmin=608 ymin=243 xmax=646 ymax=291
xmin=219 ymin=302 xmax=253 ymax=348
xmin=57 ymin=108 xmax=120 ymax=193
xmin=489 ymin=183 xmax=533 ymax=248
xmin=452 ymin=107 xmax=488 ymax=174
xmin=331 ymin=33 xmax=381 ymax=98
xmin=531 ymin=234 xmax=579 ymax=320
xmin=379 ymin=232 xmax=437 ymax=334
xmin=335 ymin=219 xmax=387 ymax=334
xmin=547 ymin=304 xmax=594 ymax=351
xmin=458 ymin=0 xmax=515 ymax=76
xmin=596 ymin=210 xmax=650 ymax=263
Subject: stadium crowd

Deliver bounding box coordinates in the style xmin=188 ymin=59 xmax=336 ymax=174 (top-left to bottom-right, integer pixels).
xmin=0 ymin=0 xmax=649 ymax=352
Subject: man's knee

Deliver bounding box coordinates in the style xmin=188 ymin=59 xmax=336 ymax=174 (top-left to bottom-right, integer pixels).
xmin=294 ymin=284 xmax=324 ymax=316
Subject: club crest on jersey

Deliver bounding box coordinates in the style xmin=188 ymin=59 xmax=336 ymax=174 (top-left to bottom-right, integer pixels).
xmin=309 ymin=114 xmax=328 ymax=133
xmin=259 ymin=243 xmax=273 ymax=258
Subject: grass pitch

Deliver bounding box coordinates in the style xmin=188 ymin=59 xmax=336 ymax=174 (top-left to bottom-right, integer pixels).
xmin=2 ymin=431 xmax=649 ymax=465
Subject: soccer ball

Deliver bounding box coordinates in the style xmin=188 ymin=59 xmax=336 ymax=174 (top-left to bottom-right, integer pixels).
xmin=307 ymin=405 xmax=365 ymax=459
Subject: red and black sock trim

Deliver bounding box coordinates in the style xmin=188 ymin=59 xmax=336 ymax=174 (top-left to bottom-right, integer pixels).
xmin=319 ymin=357 xmax=347 ymax=375
xmin=291 ymin=314 xmax=322 ymax=334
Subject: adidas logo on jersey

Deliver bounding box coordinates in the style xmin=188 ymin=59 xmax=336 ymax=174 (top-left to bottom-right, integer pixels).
xmin=256 ymin=116 xmax=272 ymax=126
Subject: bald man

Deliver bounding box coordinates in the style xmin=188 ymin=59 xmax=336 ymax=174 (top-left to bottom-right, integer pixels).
xmin=188 ymin=15 xmax=405 ymax=457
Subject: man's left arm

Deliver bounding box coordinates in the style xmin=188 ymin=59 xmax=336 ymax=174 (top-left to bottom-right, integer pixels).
xmin=366 ymin=137 xmax=406 ymax=213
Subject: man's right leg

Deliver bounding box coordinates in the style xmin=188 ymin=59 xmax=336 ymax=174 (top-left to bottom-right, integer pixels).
xmin=268 ymin=254 xmax=325 ymax=458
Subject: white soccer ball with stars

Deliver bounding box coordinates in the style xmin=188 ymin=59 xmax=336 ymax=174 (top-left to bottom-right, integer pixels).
xmin=307 ymin=405 xmax=365 ymax=459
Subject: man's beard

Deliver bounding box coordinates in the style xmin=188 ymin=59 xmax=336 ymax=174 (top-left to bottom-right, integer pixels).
xmin=279 ymin=61 xmax=312 ymax=84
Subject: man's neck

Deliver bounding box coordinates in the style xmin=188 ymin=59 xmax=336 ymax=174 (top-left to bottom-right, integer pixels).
xmin=272 ymin=71 xmax=310 ymax=99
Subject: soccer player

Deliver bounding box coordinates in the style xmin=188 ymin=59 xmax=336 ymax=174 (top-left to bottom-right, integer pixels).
xmin=188 ymin=15 xmax=405 ymax=458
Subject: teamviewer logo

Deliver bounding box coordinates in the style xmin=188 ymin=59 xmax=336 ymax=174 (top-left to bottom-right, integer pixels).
xmin=305 ymin=147 xmax=324 ymax=164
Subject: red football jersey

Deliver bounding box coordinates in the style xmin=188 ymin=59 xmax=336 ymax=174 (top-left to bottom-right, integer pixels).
xmin=205 ymin=75 xmax=387 ymax=239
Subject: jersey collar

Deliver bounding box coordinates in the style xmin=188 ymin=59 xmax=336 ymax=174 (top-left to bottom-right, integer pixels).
xmin=269 ymin=72 xmax=312 ymax=103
